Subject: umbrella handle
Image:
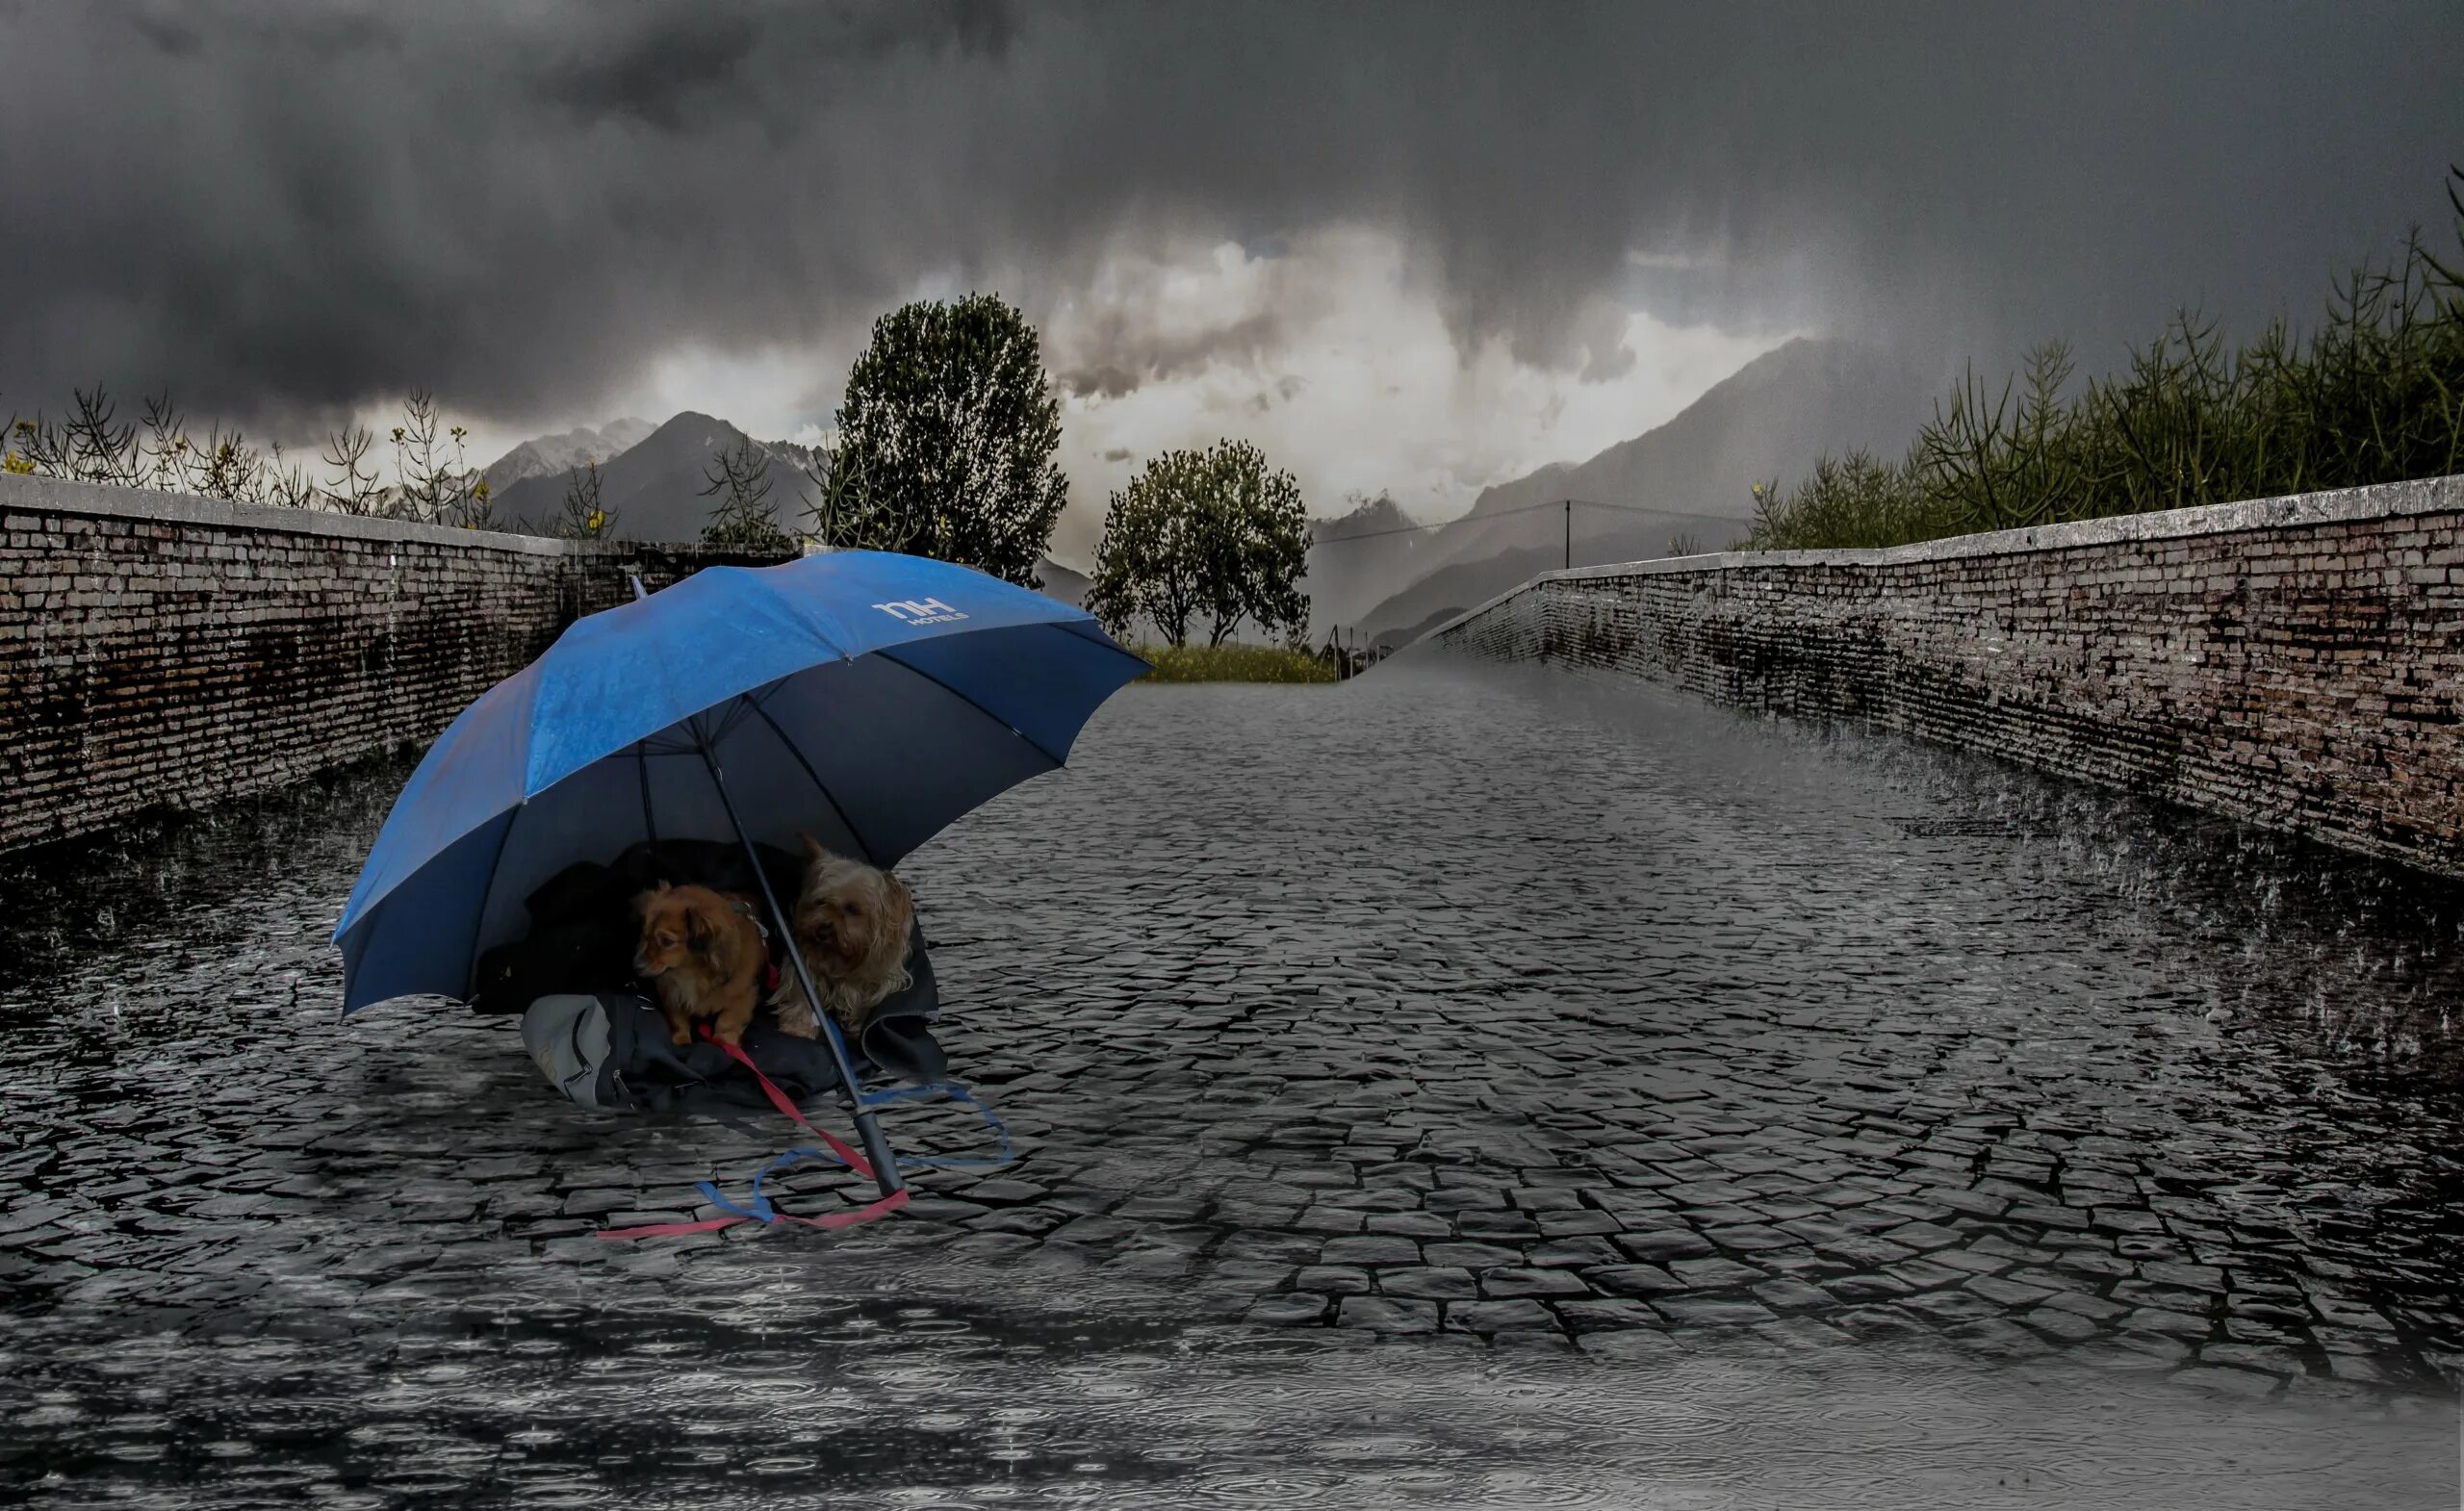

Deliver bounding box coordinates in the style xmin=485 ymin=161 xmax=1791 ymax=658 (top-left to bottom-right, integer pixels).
xmin=695 ymin=739 xmax=908 ymax=1200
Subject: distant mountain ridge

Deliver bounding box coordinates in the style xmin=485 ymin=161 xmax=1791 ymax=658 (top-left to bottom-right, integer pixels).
xmin=490 ymin=411 xmax=814 ymax=541
xmin=1300 ymin=492 xmax=1439 ymax=639
xmin=483 ymin=410 xmax=1082 ymax=597
xmin=481 ymin=419 xmax=655 ymax=494
xmin=1352 ymin=337 xmax=1938 ymax=644
xmin=473 ymin=342 xmax=1937 ymax=640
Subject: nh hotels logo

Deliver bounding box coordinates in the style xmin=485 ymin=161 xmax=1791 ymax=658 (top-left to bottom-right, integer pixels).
xmin=872 ymin=597 xmax=969 ymax=627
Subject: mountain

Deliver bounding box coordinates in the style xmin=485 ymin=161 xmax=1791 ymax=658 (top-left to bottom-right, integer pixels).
xmin=1300 ymin=492 xmax=1440 ymax=640
xmin=491 ymin=411 xmax=815 ymax=540
xmin=489 ymin=410 xmax=1099 ymax=607
xmin=1354 ymin=338 xmax=1938 ymax=643
xmin=481 ymin=419 xmax=656 ymax=494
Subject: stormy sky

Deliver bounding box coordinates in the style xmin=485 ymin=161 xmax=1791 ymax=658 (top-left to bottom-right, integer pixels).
xmin=4 ymin=0 xmax=2460 ymax=555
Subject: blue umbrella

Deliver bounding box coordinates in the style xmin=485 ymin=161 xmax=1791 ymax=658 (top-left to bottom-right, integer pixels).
xmin=332 ymin=549 xmax=1147 ymax=1195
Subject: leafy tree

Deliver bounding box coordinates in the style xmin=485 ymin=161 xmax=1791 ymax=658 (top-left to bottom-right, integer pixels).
xmin=555 ymin=457 xmax=615 ymax=539
xmin=1193 ymin=438 xmax=1309 ymax=646
xmin=700 ymin=437 xmax=792 ymax=551
xmin=1088 ymin=439 xmax=1312 ymax=649
xmin=1088 ymin=453 xmax=1203 ymax=647
xmin=814 ymin=293 xmax=1066 ymax=586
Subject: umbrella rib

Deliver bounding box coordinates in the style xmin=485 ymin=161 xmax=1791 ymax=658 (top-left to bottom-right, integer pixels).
xmin=744 ymin=697 xmax=883 ymax=867
xmin=875 ymin=648 xmax=1065 ymax=769
xmin=461 ymin=799 xmax=529 ymax=1002
xmin=634 ymin=740 xmax=655 ymax=842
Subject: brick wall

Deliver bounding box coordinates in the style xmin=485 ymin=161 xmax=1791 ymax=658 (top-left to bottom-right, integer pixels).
xmin=0 ymin=474 xmax=791 ymax=852
xmin=1432 ymin=474 xmax=2464 ymax=878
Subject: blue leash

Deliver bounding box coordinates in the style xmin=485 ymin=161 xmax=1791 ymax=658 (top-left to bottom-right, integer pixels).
xmin=858 ymin=1080 xmax=1016 ymax=1171
xmin=701 ymin=1079 xmax=1014 ymax=1220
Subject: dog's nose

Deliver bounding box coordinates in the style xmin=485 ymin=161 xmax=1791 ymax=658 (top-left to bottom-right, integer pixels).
xmin=630 ymin=954 xmax=651 ymax=976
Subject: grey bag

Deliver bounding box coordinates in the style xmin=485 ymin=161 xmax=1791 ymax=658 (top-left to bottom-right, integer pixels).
xmin=523 ymin=992 xmax=618 ymax=1108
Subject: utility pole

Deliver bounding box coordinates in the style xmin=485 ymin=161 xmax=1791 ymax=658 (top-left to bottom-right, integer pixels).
xmin=1564 ymin=499 xmax=1572 ymax=570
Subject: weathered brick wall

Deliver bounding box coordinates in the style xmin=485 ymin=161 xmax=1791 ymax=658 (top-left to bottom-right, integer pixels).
xmin=0 ymin=475 xmax=791 ymax=852
xmin=1434 ymin=474 xmax=2464 ymax=878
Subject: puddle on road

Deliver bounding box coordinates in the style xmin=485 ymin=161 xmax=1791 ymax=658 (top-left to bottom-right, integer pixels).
xmin=3 ymin=1305 xmax=2454 ymax=1509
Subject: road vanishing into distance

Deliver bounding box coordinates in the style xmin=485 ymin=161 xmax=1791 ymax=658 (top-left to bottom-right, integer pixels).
xmin=3 ymin=652 xmax=2458 ymax=1507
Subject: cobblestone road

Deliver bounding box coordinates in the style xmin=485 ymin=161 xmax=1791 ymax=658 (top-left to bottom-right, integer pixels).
xmin=2 ymin=653 xmax=2459 ymax=1506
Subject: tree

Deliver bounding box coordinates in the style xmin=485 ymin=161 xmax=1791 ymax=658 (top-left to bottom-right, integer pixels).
xmin=196 ymin=422 xmax=266 ymax=502
xmin=555 ymin=457 xmax=615 ymax=539
xmin=700 ymin=437 xmax=792 ymax=551
xmin=1088 ymin=453 xmax=1204 ymax=647
xmin=321 ymin=424 xmax=385 ymax=516
xmin=1088 ymin=439 xmax=1312 ymax=649
xmin=143 ymin=391 xmax=199 ymax=493
xmin=444 ymin=422 xmax=498 ymax=529
xmin=390 ymin=390 xmax=449 ymax=522
xmin=62 ymin=386 xmax=139 ymax=485
xmin=384 ymin=390 xmax=492 ymax=526
xmin=815 ymin=293 xmax=1066 ymax=586
xmin=1192 ymin=439 xmax=1308 ymax=646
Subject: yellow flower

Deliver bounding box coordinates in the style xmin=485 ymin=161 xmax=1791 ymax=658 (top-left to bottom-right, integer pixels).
xmin=474 ymin=477 xmax=491 ymax=499
xmin=1 ymin=450 xmax=32 ymax=474
xmin=586 ymin=508 xmax=604 ymax=532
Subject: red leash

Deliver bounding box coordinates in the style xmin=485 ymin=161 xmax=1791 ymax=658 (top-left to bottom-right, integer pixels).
xmin=598 ymin=1028 xmax=911 ymax=1241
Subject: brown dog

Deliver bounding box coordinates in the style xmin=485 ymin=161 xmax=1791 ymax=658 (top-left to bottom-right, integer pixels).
xmin=632 ymin=882 xmax=770 ymax=1048
xmin=769 ymin=834 xmax=915 ymax=1040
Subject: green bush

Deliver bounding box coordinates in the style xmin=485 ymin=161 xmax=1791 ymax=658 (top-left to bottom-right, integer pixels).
xmin=1748 ymin=166 xmax=2464 ymax=551
xmin=1131 ymin=643 xmax=1339 ymax=684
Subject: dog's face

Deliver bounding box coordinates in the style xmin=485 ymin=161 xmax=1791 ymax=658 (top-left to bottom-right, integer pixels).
xmin=632 ymin=882 xmax=719 ymax=979
xmin=794 ymin=834 xmax=913 ymax=981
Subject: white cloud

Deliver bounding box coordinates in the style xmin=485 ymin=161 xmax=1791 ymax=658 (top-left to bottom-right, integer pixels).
xmin=1037 ymin=227 xmax=1793 ymax=565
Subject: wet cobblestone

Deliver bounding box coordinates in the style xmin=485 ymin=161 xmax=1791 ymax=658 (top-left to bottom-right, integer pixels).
xmin=2 ymin=653 xmax=2460 ymax=1503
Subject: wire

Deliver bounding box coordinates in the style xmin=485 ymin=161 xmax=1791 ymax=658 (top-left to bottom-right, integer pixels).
xmin=1308 ymin=496 xmax=1728 ymax=548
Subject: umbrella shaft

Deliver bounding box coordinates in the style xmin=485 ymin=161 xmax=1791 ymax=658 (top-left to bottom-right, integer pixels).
xmin=696 ymin=738 xmax=907 ymax=1199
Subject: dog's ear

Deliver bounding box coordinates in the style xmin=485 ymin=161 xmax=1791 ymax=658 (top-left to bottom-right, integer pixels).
xmin=800 ymin=832 xmax=829 ymax=863
xmin=684 ymin=907 xmax=713 ymax=950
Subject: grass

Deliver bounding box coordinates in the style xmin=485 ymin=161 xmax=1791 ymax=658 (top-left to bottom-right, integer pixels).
xmin=1131 ymin=642 xmax=1340 ymax=683
xmin=1745 ymin=165 xmax=2464 ymax=552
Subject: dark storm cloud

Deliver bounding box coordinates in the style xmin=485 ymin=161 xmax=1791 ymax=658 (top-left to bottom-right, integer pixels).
xmin=3 ymin=0 xmax=2460 ymax=438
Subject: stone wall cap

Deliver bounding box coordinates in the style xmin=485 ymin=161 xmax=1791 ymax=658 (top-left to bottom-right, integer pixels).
xmin=1422 ymin=472 xmax=2464 ymax=646
xmin=0 ymin=472 xmax=653 ymax=555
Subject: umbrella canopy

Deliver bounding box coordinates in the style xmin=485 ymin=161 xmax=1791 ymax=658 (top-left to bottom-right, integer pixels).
xmin=333 ymin=550 xmax=1146 ymax=1015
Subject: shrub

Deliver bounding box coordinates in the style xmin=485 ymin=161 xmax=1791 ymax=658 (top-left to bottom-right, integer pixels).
xmin=1130 ymin=642 xmax=1338 ymax=684
xmin=1748 ymin=166 xmax=2464 ymax=551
